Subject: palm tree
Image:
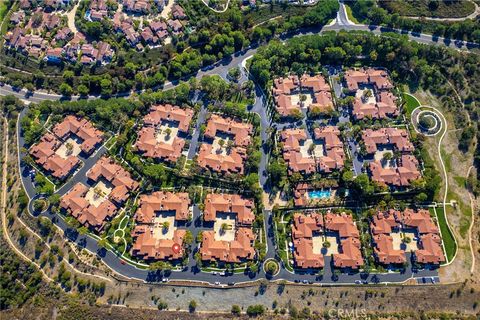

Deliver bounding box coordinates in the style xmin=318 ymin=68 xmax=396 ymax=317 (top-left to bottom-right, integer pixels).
xmin=65 ymin=142 xmax=73 ymax=155
xmin=162 ymin=221 xmax=170 ymax=231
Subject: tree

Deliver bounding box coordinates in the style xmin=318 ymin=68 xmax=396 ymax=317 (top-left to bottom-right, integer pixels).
xmin=157 ymin=300 xmax=168 ymax=310
xmin=162 ymin=221 xmax=170 ymax=231
xmin=189 ymin=300 xmax=197 ymax=312
xmin=33 ymin=199 xmax=46 ymax=212
xmin=184 ymin=230 xmax=194 ymax=245
xmin=246 ymin=305 xmax=265 ymax=317
xmin=78 ymin=84 xmax=89 ymax=96
xmin=59 ymin=83 xmax=73 ymax=96
xmin=308 ymin=143 xmax=316 ymax=155
xmin=231 ymin=305 xmax=241 ymax=315
xmin=65 ymin=142 xmax=74 ymax=155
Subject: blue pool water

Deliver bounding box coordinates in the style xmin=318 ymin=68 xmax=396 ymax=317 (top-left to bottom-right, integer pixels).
xmin=308 ymin=190 xmax=331 ymax=199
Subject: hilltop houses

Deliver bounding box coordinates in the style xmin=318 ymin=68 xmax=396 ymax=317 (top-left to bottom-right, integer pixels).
xmin=199 ymin=194 xmax=256 ymax=263
xmin=280 ymin=126 xmax=345 ymax=175
xmin=370 ymin=209 xmax=445 ymax=265
xmin=197 ymin=115 xmax=253 ymax=176
xmin=60 ymin=157 xmax=139 ymax=232
xmin=131 ymin=191 xmax=192 ymax=261
xmin=344 ymin=68 xmax=398 ymax=120
xmin=29 ymin=116 xmax=103 ymax=180
xmin=134 ymin=104 xmax=194 ymax=164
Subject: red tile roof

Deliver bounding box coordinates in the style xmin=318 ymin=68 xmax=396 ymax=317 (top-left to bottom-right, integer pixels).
xmin=369 ymin=155 xmax=420 ymax=187
xmin=134 ymin=191 xmax=191 ymax=223
xmin=203 ymin=193 xmax=255 ymax=225
xmin=143 ymin=104 xmax=194 ymax=132
xmin=345 ymin=68 xmax=393 ymax=92
xmin=281 ymin=127 xmax=344 ymax=174
xmin=52 ymin=115 xmax=104 ymax=154
xmin=60 ymin=157 xmax=137 ymax=231
xmin=372 ymin=234 xmax=407 ymax=264
xmin=131 ymin=225 xmax=187 ymax=260
xmin=204 ymin=114 xmax=253 ymax=147
xmin=87 ymin=156 xmax=139 ymax=204
xmin=200 ymin=228 xmax=255 ymax=263
xmin=362 ymin=128 xmax=414 ymax=154
xmin=415 ymin=233 xmax=446 ymax=264
xmin=197 ymin=143 xmax=247 ymax=175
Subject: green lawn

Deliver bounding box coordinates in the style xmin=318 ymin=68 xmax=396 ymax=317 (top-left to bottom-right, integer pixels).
xmin=430 ymin=207 xmax=456 ymax=262
xmin=344 ymin=4 xmax=359 ymax=24
xmin=402 ymin=93 xmax=421 ymax=116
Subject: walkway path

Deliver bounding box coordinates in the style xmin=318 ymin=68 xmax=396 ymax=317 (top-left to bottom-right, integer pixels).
xmin=66 ymin=2 xmax=80 ymax=35
xmin=466 ymin=165 xmax=476 ymax=274
xmin=201 ymin=0 xmax=231 ymax=13
xmin=409 ymin=97 xmax=458 ymax=264
xmin=1 ymin=116 xmax=54 ymax=282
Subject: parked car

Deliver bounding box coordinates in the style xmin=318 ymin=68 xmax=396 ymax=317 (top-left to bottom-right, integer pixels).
xmin=162 ymin=278 xmax=169 ymax=283
xmin=214 ymin=281 xmax=221 ymax=286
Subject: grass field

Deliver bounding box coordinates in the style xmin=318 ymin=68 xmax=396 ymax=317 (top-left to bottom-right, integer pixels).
xmin=379 ymin=0 xmax=476 ymax=19
xmin=431 ymin=207 xmax=456 ymax=262
xmin=402 ymin=93 xmax=421 ymax=116
xmin=344 ymin=3 xmax=359 ymax=24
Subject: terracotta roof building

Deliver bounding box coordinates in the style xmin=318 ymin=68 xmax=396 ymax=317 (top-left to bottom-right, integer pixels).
xmin=368 ymin=155 xmax=421 ymax=187
xmin=416 ymin=233 xmax=446 ymax=264
xmin=60 ymin=157 xmax=138 ymax=232
xmin=401 ymin=209 xmax=439 ymax=235
xmin=203 ymin=193 xmax=255 ymax=225
xmin=372 ymin=234 xmax=407 ymax=264
xmin=362 ymin=128 xmax=414 ymax=155
xmin=86 ymin=157 xmax=139 ymax=204
xmin=52 ymin=115 xmax=104 ymax=154
xmin=197 ymin=115 xmax=252 ymax=175
xmin=370 ymin=209 xmax=445 ymax=265
xmin=134 ymin=191 xmax=192 ymax=223
xmin=29 ymin=133 xmax=81 ymax=180
xmin=324 ymin=211 xmax=363 ymax=269
xmin=131 ymin=191 xmax=192 ymax=261
xmin=291 ymin=213 xmax=324 ymax=269
xmin=135 ymin=104 xmax=194 ymax=163
xmin=272 ymin=74 xmax=333 ymax=117
xmin=204 ymin=115 xmax=253 ymax=147
xmin=29 ymin=116 xmax=103 ymax=180
xmin=344 ymin=68 xmax=393 ymax=92
xmin=353 ymin=91 xmax=398 ymax=120
xmin=280 ymin=127 xmax=345 ymax=174
xmin=199 ymin=193 xmax=256 ymax=263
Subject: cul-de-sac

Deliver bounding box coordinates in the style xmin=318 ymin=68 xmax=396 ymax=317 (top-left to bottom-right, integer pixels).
xmin=0 ymin=0 xmax=479 ymax=319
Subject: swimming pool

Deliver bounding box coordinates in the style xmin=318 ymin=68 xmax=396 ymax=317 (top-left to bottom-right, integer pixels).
xmin=308 ymin=190 xmax=331 ymax=199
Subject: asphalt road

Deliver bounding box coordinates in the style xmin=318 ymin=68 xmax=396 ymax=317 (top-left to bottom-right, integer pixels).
xmin=9 ymin=2 xmax=444 ymax=286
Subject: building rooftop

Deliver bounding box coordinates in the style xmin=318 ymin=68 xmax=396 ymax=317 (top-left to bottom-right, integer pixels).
xmin=29 ymin=116 xmax=103 ymax=179
xmin=372 ymin=234 xmax=407 ymax=264
xmin=203 ymin=193 xmax=255 ymax=225
xmin=371 ymin=208 xmax=445 ymax=265
xmin=52 ymin=115 xmax=104 ymax=154
xmin=197 ymin=143 xmax=247 ymax=175
xmin=60 ymin=157 xmax=138 ymax=232
xmin=143 ymin=104 xmax=194 ymax=132
xmin=280 ymin=127 xmax=344 ymax=174
xmin=134 ymin=191 xmax=192 ymax=223
xmin=369 ymin=155 xmax=421 ymax=187
xmin=344 ymin=68 xmax=393 ymax=92
xmin=200 ymin=228 xmax=255 ymax=263
xmin=362 ymin=128 xmax=414 ymax=154
xmin=204 ymin=114 xmax=253 ymax=147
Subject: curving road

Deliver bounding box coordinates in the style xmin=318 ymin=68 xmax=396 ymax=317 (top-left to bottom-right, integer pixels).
xmin=5 ymin=2 xmax=447 ymax=286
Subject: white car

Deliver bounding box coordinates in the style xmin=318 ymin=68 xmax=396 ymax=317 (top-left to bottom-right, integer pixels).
xmin=214 ymin=281 xmax=221 ymax=285
xmin=162 ymin=278 xmax=169 ymax=283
